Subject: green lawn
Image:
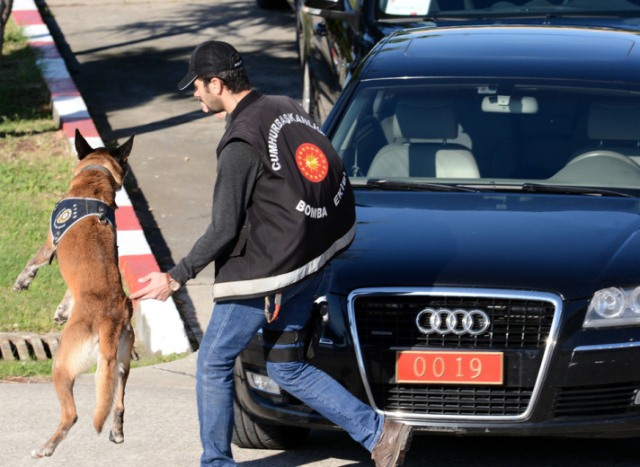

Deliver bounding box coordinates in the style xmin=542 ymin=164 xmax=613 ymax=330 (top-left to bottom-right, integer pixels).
xmin=1 ymin=19 xmax=72 ymax=336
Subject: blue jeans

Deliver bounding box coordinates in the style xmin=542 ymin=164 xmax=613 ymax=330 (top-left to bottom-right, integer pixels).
xmin=196 ymin=268 xmax=384 ymax=466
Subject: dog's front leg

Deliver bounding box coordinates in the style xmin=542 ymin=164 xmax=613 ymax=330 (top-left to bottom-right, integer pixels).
xmin=54 ymin=289 xmax=74 ymax=325
xmin=14 ymin=239 xmax=55 ymax=292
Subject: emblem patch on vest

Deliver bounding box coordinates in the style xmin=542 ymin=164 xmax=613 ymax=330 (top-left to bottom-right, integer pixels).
xmin=295 ymin=143 xmax=328 ymax=183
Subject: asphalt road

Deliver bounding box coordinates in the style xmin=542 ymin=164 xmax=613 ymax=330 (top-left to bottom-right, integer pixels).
xmin=16 ymin=0 xmax=640 ymax=465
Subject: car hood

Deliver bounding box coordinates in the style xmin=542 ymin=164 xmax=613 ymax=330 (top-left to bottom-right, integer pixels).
xmin=331 ymin=190 xmax=640 ymax=300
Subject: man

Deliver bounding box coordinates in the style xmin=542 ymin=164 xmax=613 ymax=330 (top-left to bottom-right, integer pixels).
xmin=130 ymin=40 xmax=413 ymax=467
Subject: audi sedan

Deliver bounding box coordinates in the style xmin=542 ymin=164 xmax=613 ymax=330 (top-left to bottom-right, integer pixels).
xmin=233 ymin=25 xmax=640 ymax=450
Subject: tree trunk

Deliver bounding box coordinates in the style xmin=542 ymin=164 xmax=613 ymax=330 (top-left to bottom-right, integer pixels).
xmin=1 ymin=0 xmax=13 ymax=24
xmin=0 ymin=0 xmax=14 ymax=67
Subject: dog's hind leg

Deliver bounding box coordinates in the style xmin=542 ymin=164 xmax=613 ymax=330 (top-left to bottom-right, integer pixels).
xmin=31 ymin=323 xmax=94 ymax=459
xmin=14 ymin=236 xmax=55 ymax=292
xmin=109 ymin=322 xmax=135 ymax=444
xmin=93 ymin=321 xmax=121 ymax=435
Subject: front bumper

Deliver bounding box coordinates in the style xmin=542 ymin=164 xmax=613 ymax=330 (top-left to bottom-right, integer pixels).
xmin=234 ymin=288 xmax=640 ymax=438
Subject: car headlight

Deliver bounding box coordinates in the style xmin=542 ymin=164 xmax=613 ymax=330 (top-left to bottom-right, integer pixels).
xmin=584 ymin=286 xmax=640 ymax=328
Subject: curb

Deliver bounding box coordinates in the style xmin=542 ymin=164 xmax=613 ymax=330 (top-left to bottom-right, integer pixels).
xmin=11 ymin=0 xmax=191 ymax=356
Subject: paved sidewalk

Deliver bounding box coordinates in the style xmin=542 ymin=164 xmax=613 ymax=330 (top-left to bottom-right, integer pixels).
xmin=1 ymin=355 xmax=201 ymax=466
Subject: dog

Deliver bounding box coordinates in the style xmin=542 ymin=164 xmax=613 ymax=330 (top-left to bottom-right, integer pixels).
xmin=13 ymin=129 xmax=136 ymax=459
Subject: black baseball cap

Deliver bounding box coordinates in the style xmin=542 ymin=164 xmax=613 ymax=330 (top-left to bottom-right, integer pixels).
xmin=177 ymin=41 xmax=244 ymax=91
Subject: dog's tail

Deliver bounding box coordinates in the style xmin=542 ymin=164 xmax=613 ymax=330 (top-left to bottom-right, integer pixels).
xmin=93 ymin=323 xmax=121 ymax=433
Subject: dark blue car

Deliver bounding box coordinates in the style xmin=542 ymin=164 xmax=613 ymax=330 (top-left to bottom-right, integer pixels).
xmin=233 ymin=25 xmax=640 ymax=450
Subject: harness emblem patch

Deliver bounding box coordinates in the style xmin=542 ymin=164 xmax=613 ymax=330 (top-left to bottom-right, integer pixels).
xmin=54 ymin=208 xmax=73 ymax=228
xmin=295 ymin=143 xmax=328 ymax=183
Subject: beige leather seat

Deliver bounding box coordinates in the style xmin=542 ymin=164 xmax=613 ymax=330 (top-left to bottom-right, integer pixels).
xmin=575 ymin=102 xmax=640 ymax=164
xmin=368 ymin=100 xmax=479 ymax=178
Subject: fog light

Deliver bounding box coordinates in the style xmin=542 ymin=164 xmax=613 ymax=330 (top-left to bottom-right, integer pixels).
xmin=247 ymin=371 xmax=281 ymax=396
xmin=634 ymin=390 xmax=640 ymax=406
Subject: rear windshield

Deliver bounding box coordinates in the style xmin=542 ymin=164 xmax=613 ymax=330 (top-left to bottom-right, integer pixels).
xmin=378 ymin=0 xmax=640 ymax=19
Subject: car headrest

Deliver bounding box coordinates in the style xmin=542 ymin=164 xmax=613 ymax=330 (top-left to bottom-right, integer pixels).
xmin=395 ymin=100 xmax=458 ymax=141
xmin=588 ymin=102 xmax=640 ymax=141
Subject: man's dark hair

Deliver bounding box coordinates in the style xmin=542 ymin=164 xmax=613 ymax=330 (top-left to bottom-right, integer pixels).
xmin=201 ymin=68 xmax=251 ymax=93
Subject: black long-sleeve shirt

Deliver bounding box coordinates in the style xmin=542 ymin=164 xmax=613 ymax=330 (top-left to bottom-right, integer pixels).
xmin=168 ymin=140 xmax=262 ymax=285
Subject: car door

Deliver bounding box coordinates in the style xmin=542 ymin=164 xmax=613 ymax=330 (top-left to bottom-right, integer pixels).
xmin=300 ymin=0 xmax=366 ymax=123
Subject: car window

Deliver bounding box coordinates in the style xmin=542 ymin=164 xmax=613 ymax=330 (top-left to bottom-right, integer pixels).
xmin=377 ymin=0 xmax=640 ymax=19
xmin=332 ymin=82 xmax=640 ymax=189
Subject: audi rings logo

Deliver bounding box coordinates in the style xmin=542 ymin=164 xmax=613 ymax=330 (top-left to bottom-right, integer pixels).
xmin=416 ymin=308 xmax=491 ymax=336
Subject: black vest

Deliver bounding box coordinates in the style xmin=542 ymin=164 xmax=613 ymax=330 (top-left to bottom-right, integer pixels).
xmin=213 ymin=92 xmax=356 ymax=300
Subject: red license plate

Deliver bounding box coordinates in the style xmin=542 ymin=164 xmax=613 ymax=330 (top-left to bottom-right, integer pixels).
xmin=396 ymin=351 xmax=504 ymax=385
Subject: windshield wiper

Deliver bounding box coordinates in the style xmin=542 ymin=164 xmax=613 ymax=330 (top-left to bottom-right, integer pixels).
xmin=366 ymin=179 xmax=478 ymax=192
xmin=521 ymin=183 xmax=633 ymax=197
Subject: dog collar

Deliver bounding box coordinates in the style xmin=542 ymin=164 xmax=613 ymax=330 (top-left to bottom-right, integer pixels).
xmin=81 ymin=163 xmax=114 ymax=178
xmin=50 ymin=198 xmax=116 ymax=246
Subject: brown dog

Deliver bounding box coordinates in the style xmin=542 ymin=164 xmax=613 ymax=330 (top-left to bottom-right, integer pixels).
xmin=13 ymin=129 xmax=136 ymax=458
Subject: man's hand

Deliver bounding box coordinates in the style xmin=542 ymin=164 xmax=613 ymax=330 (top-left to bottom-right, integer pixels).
xmin=130 ymin=271 xmax=173 ymax=302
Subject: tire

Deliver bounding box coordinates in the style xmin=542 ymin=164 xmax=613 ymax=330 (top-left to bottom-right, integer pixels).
xmin=256 ymin=0 xmax=288 ymax=9
xmin=232 ymin=399 xmax=310 ymax=449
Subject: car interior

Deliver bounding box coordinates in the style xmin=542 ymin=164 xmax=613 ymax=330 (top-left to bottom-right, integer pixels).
xmin=333 ymin=84 xmax=640 ymax=188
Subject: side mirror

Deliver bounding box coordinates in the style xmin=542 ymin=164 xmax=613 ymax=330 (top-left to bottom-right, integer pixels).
xmin=303 ymin=0 xmax=356 ymax=24
xmin=303 ymin=0 xmax=342 ymax=9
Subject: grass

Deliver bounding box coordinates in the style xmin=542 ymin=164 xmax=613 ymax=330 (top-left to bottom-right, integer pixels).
xmin=0 ymin=19 xmax=187 ymax=380
xmin=0 ymin=18 xmax=72 ymax=336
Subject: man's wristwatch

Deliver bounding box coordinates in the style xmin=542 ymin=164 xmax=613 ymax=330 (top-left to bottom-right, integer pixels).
xmin=166 ymin=273 xmax=181 ymax=292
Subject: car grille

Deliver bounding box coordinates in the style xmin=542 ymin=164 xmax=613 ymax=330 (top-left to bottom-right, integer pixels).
xmin=377 ymin=385 xmax=533 ymax=416
xmin=349 ymin=289 xmax=559 ymax=419
xmin=554 ymin=382 xmax=640 ymax=418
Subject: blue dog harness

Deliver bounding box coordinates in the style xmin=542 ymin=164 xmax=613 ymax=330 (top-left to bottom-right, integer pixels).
xmin=50 ymin=197 xmax=116 ymax=246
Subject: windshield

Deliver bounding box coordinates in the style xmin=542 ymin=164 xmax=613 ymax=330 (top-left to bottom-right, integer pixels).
xmin=330 ymin=81 xmax=640 ymax=190
xmin=378 ymin=0 xmax=640 ymax=19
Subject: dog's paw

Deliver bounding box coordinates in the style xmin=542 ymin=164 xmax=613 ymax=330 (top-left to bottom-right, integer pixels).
xmin=30 ymin=447 xmax=51 ymax=459
xmin=53 ymin=316 xmax=68 ymax=325
xmin=53 ymin=293 xmax=73 ymax=324
xmin=53 ymin=307 xmax=69 ymax=325
xmin=13 ymin=281 xmax=29 ymax=293
xmin=109 ymin=430 xmax=124 ymax=444
xmin=13 ymin=274 xmax=33 ymax=292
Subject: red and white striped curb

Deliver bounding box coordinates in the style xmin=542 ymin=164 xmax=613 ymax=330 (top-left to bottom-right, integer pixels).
xmin=11 ymin=0 xmax=191 ymax=355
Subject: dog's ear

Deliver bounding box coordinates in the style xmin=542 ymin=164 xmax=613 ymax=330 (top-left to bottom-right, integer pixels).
xmin=75 ymin=129 xmax=94 ymax=160
xmin=116 ymin=135 xmax=135 ymax=162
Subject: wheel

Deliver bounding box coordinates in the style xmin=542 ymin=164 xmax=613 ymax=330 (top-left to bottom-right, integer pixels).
xmin=232 ymin=399 xmax=310 ymax=449
xmin=256 ymin=0 xmax=288 ymax=9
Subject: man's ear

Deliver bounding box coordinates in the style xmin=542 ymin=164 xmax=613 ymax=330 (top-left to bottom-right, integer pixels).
xmin=211 ymin=77 xmax=224 ymax=94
